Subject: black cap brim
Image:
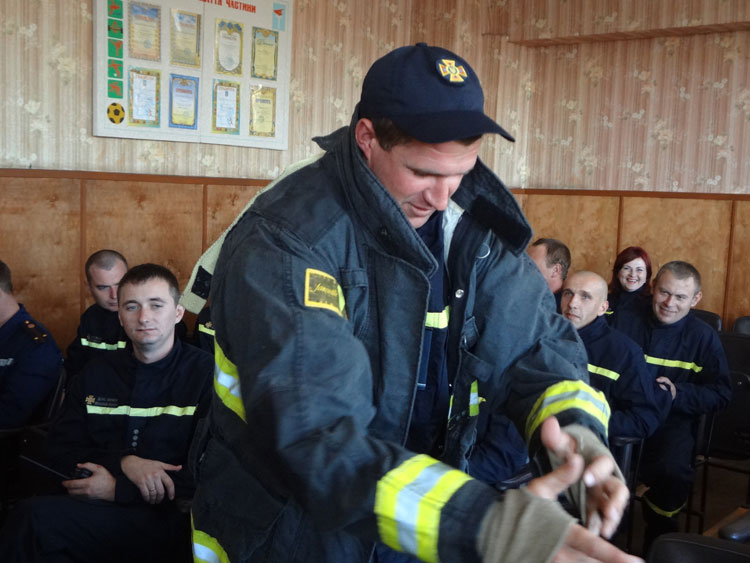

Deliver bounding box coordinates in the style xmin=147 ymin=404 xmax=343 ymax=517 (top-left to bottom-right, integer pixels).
xmin=392 ymin=111 xmax=515 ymax=144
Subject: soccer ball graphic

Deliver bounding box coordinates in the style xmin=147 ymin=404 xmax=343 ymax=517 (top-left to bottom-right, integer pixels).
xmin=107 ymin=103 xmax=125 ymax=124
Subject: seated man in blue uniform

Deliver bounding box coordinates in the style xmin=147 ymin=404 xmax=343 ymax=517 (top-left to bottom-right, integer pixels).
xmin=0 ymin=259 xmax=62 ymax=429
xmin=0 ymin=263 xmax=214 ymax=562
xmin=185 ymin=44 xmax=640 ymax=563
xmin=65 ymin=249 xmax=129 ymax=379
xmin=527 ymin=238 xmax=570 ymax=297
xmin=615 ymin=261 xmax=732 ymax=548
xmin=560 ymin=271 xmax=671 ymax=441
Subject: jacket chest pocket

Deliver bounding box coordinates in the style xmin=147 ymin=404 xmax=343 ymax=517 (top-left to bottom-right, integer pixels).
xmin=339 ymin=268 xmax=369 ymax=339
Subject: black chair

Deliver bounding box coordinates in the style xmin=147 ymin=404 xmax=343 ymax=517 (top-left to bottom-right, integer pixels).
xmin=648 ymin=533 xmax=750 ymax=562
xmin=685 ymin=412 xmax=715 ymax=533
xmin=692 ymin=309 xmax=723 ymax=332
xmin=721 ymin=332 xmax=750 ymax=373
xmin=734 ymin=317 xmax=750 ymax=336
xmin=702 ymin=371 xmax=750 ymax=507
xmin=610 ymin=435 xmax=644 ymax=551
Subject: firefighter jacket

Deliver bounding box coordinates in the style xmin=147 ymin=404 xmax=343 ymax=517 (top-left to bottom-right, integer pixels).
xmin=615 ymin=307 xmax=731 ymax=419
xmin=65 ymin=304 xmax=129 ymax=379
xmin=47 ymin=338 xmax=213 ymax=504
xmin=189 ymin=113 xmax=611 ymax=563
xmin=0 ymin=304 xmax=62 ymax=428
xmin=606 ymin=285 xmax=650 ymax=330
xmin=579 ymin=316 xmax=671 ymax=439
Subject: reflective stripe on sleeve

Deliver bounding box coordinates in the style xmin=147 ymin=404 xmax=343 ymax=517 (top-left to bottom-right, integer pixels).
xmin=80 ymin=338 xmax=127 ymax=351
xmin=375 ymin=454 xmax=472 ymax=563
xmin=425 ymin=307 xmax=450 ymax=329
xmin=86 ymin=405 xmax=196 ymax=416
xmin=192 ymin=515 xmax=230 ymax=563
xmin=524 ymin=380 xmax=610 ymax=441
xmin=588 ymin=363 xmax=620 ymax=381
xmin=198 ymin=324 xmax=215 ymax=336
xmin=214 ymin=342 xmax=246 ymax=422
xmin=644 ymin=355 xmax=703 ymax=373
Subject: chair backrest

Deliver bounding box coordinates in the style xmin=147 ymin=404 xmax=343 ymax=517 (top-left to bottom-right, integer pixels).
xmin=709 ymin=370 xmax=750 ymax=460
xmin=648 ymin=533 xmax=750 ymax=562
xmin=734 ymin=316 xmax=750 ymax=335
xmin=692 ymin=309 xmax=723 ymax=332
xmin=720 ymin=332 xmax=750 ymax=373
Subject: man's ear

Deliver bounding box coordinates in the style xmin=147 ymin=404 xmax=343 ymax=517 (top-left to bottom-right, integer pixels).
xmin=552 ymin=263 xmax=563 ymax=280
xmin=175 ymin=304 xmax=185 ymax=324
xmin=354 ymin=118 xmax=377 ymax=162
xmin=691 ymin=291 xmax=703 ymax=308
xmin=597 ymin=299 xmax=609 ymax=317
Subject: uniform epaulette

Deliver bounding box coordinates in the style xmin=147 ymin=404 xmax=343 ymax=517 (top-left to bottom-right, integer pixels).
xmin=23 ymin=319 xmax=48 ymax=343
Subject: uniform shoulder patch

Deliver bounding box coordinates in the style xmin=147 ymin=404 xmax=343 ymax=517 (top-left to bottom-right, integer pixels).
xmin=304 ymin=268 xmax=346 ymax=318
xmin=22 ymin=320 xmax=48 ymax=343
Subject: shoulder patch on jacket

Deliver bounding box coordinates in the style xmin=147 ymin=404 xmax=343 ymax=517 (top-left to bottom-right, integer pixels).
xmin=304 ymin=268 xmax=346 ymax=318
xmin=23 ymin=320 xmax=48 ymax=343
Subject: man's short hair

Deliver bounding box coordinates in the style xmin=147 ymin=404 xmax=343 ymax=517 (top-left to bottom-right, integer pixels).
xmin=532 ymin=238 xmax=571 ymax=280
xmin=85 ymin=249 xmax=128 ymax=283
xmin=654 ymin=260 xmax=702 ymax=293
xmin=371 ymin=117 xmax=481 ymax=151
xmin=0 ymin=260 xmax=12 ymax=294
xmin=117 ymin=263 xmax=181 ymax=305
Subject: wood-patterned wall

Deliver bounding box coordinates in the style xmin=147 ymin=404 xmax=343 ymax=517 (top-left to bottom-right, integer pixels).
xmin=2 ymin=169 xmax=749 ymax=351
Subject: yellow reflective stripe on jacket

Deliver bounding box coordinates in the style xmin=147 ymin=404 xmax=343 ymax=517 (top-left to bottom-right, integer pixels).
xmin=80 ymin=338 xmax=127 ymax=351
xmin=214 ymin=343 xmax=246 ymax=422
xmin=644 ymin=355 xmax=703 ymax=373
xmin=425 ymin=307 xmax=449 ymax=329
xmin=375 ymin=454 xmax=472 ymax=563
xmin=643 ymin=495 xmax=685 ymax=518
xmin=588 ymin=363 xmax=620 ymax=381
xmin=86 ymin=405 xmax=196 ymax=416
xmin=469 ymin=380 xmax=480 ymax=416
xmin=198 ymin=324 xmax=215 ymax=336
xmin=192 ymin=515 xmax=230 ymax=563
xmin=525 ymin=380 xmax=610 ymax=441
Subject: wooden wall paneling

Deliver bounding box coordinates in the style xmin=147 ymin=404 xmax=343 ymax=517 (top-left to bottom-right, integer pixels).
xmin=619 ymin=197 xmax=732 ymax=317
xmin=522 ymin=193 xmax=620 ymax=277
xmin=205 ymin=184 xmax=266 ymax=247
xmin=0 ymin=177 xmax=81 ymax=349
xmin=84 ymin=180 xmax=204 ymax=306
xmin=724 ymin=200 xmax=750 ymax=329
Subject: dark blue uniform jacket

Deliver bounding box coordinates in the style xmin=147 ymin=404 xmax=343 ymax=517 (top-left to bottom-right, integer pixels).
xmin=0 ymin=305 xmax=62 ymax=428
xmin=580 ymin=316 xmax=670 ymax=438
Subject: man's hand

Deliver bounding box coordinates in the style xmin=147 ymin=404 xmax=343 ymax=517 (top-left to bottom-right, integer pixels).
xmin=121 ymin=454 xmax=181 ymax=504
xmin=657 ymin=376 xmax=676 ymax=400
xmin=62 ymin=462 xmax=116 ymax=501
xmin=538 ymin=416 xmax=630 ymax=538
xmin=527 ymin=420 xmax=643 ymax=563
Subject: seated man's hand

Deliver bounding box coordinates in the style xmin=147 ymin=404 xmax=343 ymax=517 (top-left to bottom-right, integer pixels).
xmin=62 ymin=462 xmax=116 ymax=501
xmin=539 ymin=416 xmax=630 ymax=539
xmin=656 ymin=376 xmax=676 ymax=400
xmin=121 ymin=454 xmax=181 ymax=504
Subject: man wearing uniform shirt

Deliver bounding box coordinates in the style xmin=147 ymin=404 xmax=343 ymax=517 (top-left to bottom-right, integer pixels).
xmin=65 ymin=249 xmax=129 ymax=378
xmin=615 ymin=261 xmax=731 ymax=547
xmin=185 ymin=44 xmax=638 ymax=563
xmin=0 ymin=263 xmax=213 ymax=562
xmin=560 ymin=271 xmax=670 ymax=439
xmin=0 ymin=260 xmax=62 ymax=428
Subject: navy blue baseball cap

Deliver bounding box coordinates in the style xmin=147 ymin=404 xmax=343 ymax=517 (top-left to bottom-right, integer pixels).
xmin=359 ymin=43 xmax=515 ymax=144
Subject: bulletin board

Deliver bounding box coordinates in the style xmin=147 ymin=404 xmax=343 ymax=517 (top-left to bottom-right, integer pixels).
xmin=93 ymin=0 xmax=293 ymax=150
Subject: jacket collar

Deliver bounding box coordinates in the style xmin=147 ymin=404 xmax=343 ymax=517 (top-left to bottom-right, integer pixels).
xmin=578 ymin=315 xmax=609 ymax=344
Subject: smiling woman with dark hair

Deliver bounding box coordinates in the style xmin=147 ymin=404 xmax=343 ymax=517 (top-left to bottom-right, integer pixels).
xmin=607 ymin=246 xmax=653 ymax=326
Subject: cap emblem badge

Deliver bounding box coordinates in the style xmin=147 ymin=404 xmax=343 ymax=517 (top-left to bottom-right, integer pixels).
xmin=437 ymin=59 xmax=467 ymax=83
